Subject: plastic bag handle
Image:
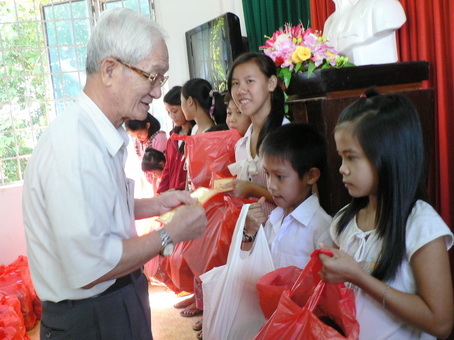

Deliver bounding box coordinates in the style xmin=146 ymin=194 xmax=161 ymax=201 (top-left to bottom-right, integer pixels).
xmin=289 ymin=248 xmax=333 ymax=297
xmin=225 ymin=204 xmax=251 ymax=265
xmin=305 ymin=280 xmax=326 ymax=312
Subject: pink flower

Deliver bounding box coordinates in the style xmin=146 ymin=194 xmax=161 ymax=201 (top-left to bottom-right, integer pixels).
xmin=259 ymin=23 xmax=349 ymax=82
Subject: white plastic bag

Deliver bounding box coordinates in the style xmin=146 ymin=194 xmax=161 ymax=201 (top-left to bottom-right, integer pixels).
xmin=201 ymin=204 xmax=276 ymax=340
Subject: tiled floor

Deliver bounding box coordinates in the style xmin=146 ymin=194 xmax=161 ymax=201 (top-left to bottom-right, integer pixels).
xmin=150 ymin=285 xmax=201 ymax=340
xmin=27 ymin=284 xmax=200 ymax=340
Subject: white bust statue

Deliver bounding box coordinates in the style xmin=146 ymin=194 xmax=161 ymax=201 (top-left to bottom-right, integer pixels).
xmin=323 ymin=0 xmax=406 ymax=65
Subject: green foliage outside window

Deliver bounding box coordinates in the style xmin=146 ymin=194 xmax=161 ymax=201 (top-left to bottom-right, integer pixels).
xmin=0 ymin=1 xmax=54 ymax=184
xmin=0 ymin=0 xmax=152 ymax=185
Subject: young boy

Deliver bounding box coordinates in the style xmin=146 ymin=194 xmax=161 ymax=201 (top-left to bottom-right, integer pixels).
xmin=243 ymin=123 xmax=333 ymax=269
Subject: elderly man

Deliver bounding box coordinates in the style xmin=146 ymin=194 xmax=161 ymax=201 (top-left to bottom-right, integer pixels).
xmin=22 ymin=8 xmax=207 ymax=339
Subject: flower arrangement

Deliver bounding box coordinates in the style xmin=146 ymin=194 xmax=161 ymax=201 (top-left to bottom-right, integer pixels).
xmin=260 ymin=23 xmax=353 ymax=89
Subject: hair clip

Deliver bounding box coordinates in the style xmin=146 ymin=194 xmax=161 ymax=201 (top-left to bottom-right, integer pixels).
xmin=209 ymin=89 xmax=214 ymax=98
xmin=209 ymin=104 xmax=215 ymax=122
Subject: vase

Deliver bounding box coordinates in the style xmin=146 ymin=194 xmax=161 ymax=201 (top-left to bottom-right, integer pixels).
xmin=285 ymin=70 xmax=324 ymax=98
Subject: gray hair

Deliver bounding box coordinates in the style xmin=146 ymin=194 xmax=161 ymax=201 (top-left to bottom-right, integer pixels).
xmin=86 ymin=8 xmax=165 ymax=74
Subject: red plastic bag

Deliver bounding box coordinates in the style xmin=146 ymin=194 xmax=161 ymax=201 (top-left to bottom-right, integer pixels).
xmin=158 ymin=193 xmax=254 ymax=293
xmin=255 ymin=249 xmax=359 ymax=340
xmin=0 ymin=256 xmax=40 ymax=330
xmin=172 ymin=129 xmax=241 ymax=189
xmin=183 ymin=194 xmax=254 ymax=276
xmin=7 ymin=256 xmax=41 ymax=321
xmin=161 ymin=240 xmax=196 ymax=292
xmin=0 ymin=293 xmax=30 ymax=340
xmin=256 ymin=266 xmax=303 ymax=319
xmin=0 ymin=280 xmax=36 ymax=331
xmin=145 ymin=254 xmax=185 ymax=294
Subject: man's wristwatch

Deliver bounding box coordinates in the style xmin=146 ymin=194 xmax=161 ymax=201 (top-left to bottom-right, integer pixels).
xmin=159 ymin=228 xmax=175 ymax=257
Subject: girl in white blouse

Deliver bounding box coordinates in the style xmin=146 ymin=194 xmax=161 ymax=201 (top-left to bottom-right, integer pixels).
xmin=227 ymin=52 xmax=288 ymax=218
xmin=319 ymin=89 xmax=453 ymax=340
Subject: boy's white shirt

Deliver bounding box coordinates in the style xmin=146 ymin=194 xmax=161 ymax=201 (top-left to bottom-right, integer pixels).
xmin=264 ymin=193 xmax=333 ymax=269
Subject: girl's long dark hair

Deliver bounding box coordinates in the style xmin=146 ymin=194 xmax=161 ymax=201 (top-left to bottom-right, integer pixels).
xmin=335 ymin=89 xmax=427 ymax=282
xmin=227 ymin=53 xmax=285 ymax=150
xmin=181 ymin=78 xmax=226 ymax=126
xmin=164 ymin=85 xmax=194 ymax=154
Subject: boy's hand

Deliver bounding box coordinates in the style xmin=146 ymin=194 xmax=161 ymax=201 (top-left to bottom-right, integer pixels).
xmin=245 ymin=197 xmax=266 ymax=235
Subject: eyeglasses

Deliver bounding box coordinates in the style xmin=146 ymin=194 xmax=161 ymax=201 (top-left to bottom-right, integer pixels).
xmin=114 ymin=58 xmax=169 ymax=88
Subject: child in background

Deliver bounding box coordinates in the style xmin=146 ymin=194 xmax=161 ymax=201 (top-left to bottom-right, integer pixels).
xmin=157 ymin=86 xmax=194 ymax=194
xmin=191 ymin=92 xmax=250 ymax=338
xmin=227 ymin=52 xmax=288 ymax=218
xmin=180 ymin=78 xmax=226 ymax=135
xmin=125 ymin=113 xmax=167 ymax=157
xmin=141 ymin=147 xmax=165 ymax=192
xmin=243 ymin=123 xmax=333 ymax=269
xmin=319 ymin=89 xmax=453 ymax=339
xmin=224 ymin=92 xmax=251 ymax=137
xmin=180 ymin=78 xmax=227 ymax=192
xmin=125 ymin=113 xmax=167 ymax=198
xmin=174 ymin=79 xmax=227 ymax=317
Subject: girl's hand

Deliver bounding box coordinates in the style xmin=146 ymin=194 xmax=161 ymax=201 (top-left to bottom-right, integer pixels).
xmin=318 ymin=248 xmax=365 ymax=284
xmin=230 ymin=179 xmax=253 ymax=198
xmin=245 ymin=197 xmax=266 ymax=235
xmin=230 ymin=180 xmax=274 ymax=203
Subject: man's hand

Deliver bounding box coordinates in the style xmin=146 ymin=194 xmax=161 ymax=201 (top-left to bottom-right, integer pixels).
xmin=154 ymin=190 xmax=198 ymax=215
xmin=164 ymin=204 xmax=207 ymax=244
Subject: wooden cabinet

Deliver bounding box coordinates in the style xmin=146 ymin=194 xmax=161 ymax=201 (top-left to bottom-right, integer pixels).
xmin=286 ymin=62 xmax=435 ymax=216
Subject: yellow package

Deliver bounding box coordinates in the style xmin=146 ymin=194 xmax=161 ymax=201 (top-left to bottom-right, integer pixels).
xmin=213 ymin=177 xmax=235 ymax=192
xmin=157 ymin=187 xmax=218 ymax=224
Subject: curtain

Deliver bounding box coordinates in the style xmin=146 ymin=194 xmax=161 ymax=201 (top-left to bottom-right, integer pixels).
xmin=309 ymin=0 xmax=454 ymax=229
xmin=397 ymin=0 xmax=454 ymax=229
xmin=308 ymin=0 xmax=334 ymax=31
xmin=242 ymin=0 xmax=311 ymax=53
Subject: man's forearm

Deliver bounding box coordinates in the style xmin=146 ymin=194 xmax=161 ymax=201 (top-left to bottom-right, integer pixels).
xmin=134 ymin=197 xmax=161 ymax=219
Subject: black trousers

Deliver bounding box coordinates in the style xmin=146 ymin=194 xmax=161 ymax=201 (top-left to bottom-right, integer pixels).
xmin=40 ymin=271 xmax=152 ymax=340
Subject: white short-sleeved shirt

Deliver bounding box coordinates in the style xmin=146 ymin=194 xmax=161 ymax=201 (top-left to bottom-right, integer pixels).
xmin=23 ymin=92 xmax=136 ymax=302
xmin=228 ymin=119 xmax=290 ymax=218
xmin=330 ymin=200 xmax=454 ymax=340
xmin=264 ymin=194 xmax=333 ymax=269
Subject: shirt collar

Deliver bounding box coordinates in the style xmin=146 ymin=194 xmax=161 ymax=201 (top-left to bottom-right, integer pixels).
xmin=269 ymin=194 xmax=320 ymax=227
xmin=236 ymin=124 xmax=252 ymax=148
xmin=78 ymin=92 xmax=129 ymax=157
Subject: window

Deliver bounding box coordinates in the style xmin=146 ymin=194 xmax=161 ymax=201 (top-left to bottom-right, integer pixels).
xmin=0 ymin=0 xmax=154 ymax=185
